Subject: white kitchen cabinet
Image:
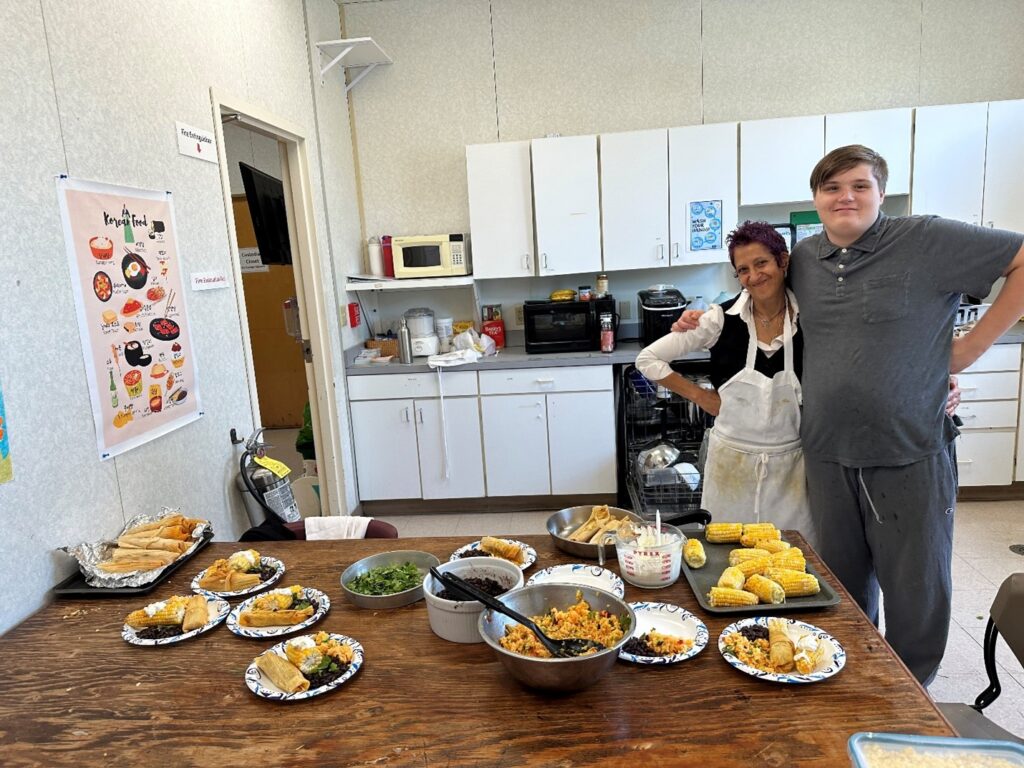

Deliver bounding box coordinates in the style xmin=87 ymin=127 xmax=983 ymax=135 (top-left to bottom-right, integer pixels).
xmin=415 ymin=397 xmax=485 ymax=499
xmin=350 ymin=399 xmax=422 ymax=500
xmin=466 ymin=140 xmax=535 ymax=279
xmin=481 ymin=394 xmax=551 ymax=496
xmin=982 ymin=99 xmax=1024 ymax=232
xmin=825 ymin=108 xmax=912 ymax=195
xmin=600 ymin=129 xmax=669 ymax=271
xmin=669 ymin=121 xmax=738 ymax=266
xmin=740 ymin=115 xmax=823 ymax=205
xmin=953 ymin=342 xmax=1021 ymax=487
xmin=547 ymin=391 xmax=616 ymax=494
xmin=912 ymin=102 xmax=988 ymax=223
xmin=531 ymin=134 xmax=602 ymax=276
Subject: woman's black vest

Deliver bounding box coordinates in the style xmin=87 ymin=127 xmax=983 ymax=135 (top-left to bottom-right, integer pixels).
xmin=708 ymin=294 xmax=803 ymax=390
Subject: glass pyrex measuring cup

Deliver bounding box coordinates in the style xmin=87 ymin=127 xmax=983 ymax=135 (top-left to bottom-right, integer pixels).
xmin=600 ymin=522 xmax=684 ymax=589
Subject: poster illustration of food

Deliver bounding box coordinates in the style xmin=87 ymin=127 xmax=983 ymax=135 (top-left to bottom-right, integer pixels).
xmin=57 ymin=177 xmax=202 ymax=460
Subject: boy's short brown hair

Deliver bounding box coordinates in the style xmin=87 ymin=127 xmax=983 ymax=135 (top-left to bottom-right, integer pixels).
xmin=809 ymin=144 xmax=889 ymax=194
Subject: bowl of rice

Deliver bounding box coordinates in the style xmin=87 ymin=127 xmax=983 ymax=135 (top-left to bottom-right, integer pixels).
xmin=477 ymin=583 xmax=635 ymax=691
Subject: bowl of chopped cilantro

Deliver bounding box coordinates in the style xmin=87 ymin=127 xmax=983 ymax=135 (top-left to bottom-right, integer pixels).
xmin=340 ymin=550 xmax=441 ymax=609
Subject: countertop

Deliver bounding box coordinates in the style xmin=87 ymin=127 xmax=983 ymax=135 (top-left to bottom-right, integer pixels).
xmin=346 ymin=322 xmax=1024 ymax=376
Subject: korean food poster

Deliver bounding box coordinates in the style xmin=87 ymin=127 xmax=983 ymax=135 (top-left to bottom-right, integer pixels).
xmin=57 ymin=177 xmax=202 ymax=460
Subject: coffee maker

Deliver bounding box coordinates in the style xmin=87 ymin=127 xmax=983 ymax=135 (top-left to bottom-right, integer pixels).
xmin=638 ymin=285 xmax=687 ymax=347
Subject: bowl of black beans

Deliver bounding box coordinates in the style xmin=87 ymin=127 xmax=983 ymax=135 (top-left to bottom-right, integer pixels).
xmin=423 ymin=557 xmax=525 ymax=644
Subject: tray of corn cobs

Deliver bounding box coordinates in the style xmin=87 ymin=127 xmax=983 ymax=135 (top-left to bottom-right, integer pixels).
xmin=681 ymin=522 xmax=840 ymax=614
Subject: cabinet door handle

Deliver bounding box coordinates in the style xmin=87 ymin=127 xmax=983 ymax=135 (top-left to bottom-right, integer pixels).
xmin=959 ymin=385 xmax=978 ymax=391
xmin=987 ymin=221 xmax=994 ymax=228
xmin=535 ymin=377 xmax=555 ymax=384
xmin=658 ymin=243 xmax=665 ymax=261
xmin=542 ymin=253 xmax=549 ymax=270
xmin=402 ymin=407 xmax=410 ymax=423
xmin=956 ymin=457 xmax=973 ymax=465
xmin=960 ymin=413 xmax=978 ymax=420
xmin=417 ymin=408 xmax=424 ymax=424
xmin=672 ymin=242 xmax=679 ymax=261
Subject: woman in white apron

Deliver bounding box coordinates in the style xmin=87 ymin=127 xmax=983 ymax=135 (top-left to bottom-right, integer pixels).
xmin=635 ymin=221 xmax=815 ymax=545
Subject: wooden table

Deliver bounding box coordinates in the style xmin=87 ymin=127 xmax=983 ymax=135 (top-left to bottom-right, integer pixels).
xmin=0 ymin=535 xmax=954 ymax=767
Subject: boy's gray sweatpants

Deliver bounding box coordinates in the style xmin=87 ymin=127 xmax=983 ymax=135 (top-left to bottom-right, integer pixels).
xmin=804 ymin=443 xmax=957 ymax=685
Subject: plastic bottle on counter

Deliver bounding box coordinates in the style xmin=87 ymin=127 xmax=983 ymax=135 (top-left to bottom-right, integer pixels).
xmin=600 ymin=313 xmax=616 ymax=353
xmin=398 ymin=318 xmax=413 ymax=364
xmin=596 ymin=273 xmax=609 ymax=298
xmin=367 ymin=236 xmax=383 ymax=277
xmin=690 ymin=295 xmax=708 ymax=311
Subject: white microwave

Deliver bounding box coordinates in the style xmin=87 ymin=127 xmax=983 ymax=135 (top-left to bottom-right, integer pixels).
xmin=391 ymin=234 xmax=472 ymax=279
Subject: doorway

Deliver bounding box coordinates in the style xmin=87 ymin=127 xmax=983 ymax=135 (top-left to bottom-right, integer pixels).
xmin=211 ymin=88 xmax=346 ymax=517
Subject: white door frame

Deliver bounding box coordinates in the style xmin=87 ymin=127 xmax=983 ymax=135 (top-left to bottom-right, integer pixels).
xmin=210 ymin=87 xmax=346 ymax=516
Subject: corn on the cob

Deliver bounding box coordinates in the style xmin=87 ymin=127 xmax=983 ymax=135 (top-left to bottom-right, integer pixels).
xmin=744 ymin=574 xmax=785 ymax=605
xmin=227 ymin=549 xmax=261 ymax=572
xmin=740 ymin=529 xmax=782 ymax=547
xmin=728 ymin=548 xmax=771 ymax=566
xmin=769 ymin=548 xmax=806 ymax=571
xmin=707 ymin=587 xmax=759 ymax=607
xmin=764 ymin=568 xmax=820 ymax=597
xmin=125 ymin=595 xmax=190 ymax=628
xmin=717 ymin=566 xmax=746 ymax=590
xmin=683 ymin=538 xmax=706 ymax=568
xmin=752 ymin=538 xmax=791 ymax=554
xmin=285 ymin=636 xmax=324 ymax=674
xmin=705 ymin=523 xmax=743 ymax=543
xmin=734 ymin=556 xmax=771 ymax=578
xmin=741 ymin=522 xmax=778 ymax=539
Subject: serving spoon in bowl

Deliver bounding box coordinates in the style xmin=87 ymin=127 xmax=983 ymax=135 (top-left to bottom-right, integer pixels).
xmin=428 ymin=568 xmax=604 ymax=658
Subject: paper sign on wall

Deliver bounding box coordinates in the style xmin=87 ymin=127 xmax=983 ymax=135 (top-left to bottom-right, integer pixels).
xmin=688 ymin=200 xmax=723 ymax=251
xmin=56 ymin=176 xmax=203 ymax=460
xmin=239 ymin=247 xmax=268 ymax=273
xmin=175 ymin=121 xmax=217 ymax=164
xmin=191 ymin=271 xmax=229 ymax=291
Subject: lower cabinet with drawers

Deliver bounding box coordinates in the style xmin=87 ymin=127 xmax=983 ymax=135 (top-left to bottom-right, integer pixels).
xmin=956 ymin=343 xmax=1022 ymax=486
xmin=346 ymin=366 xmax=616 ymax=501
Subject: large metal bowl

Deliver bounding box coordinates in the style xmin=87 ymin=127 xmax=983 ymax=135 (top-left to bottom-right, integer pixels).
xmin=478 ymin=583 xmax=635 ymax=691
xmin=340 ymin=550 xmax=440 ymax=609
xmin=546 ymin=505 xmax=644 ymax=560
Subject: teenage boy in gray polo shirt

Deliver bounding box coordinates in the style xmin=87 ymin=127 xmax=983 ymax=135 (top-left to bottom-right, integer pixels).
xmin=792 ymin=145 xmax=1024 ymax=685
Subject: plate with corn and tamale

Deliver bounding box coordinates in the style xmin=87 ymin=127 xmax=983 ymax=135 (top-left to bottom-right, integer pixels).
xmin=681 ymin=522 xmax=840 ymax=614
xmin=718 ymin=616 xmax=846 ymax=684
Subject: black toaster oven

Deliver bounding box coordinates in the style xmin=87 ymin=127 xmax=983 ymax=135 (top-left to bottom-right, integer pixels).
xmin=523 ymin=297 xmax=616 ymax=354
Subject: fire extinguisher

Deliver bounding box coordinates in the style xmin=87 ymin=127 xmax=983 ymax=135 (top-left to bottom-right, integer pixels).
xmin=236 ymin=428 xmax=301 ymax=534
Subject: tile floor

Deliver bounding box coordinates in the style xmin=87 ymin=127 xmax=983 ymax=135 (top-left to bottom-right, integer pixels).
xmin=374 ymin=500 xmax=1024 ymax=738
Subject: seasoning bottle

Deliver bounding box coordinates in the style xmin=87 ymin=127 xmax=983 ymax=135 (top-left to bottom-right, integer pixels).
xmin=596 ymin=273 xmax=609 ymax=298
xmin=600 ymin=313 xmax=615 ymax=353
xmin=578 ymin=285 xmax=593 ymax=302
xmin=398 ymin=318 xmax=413 ymax=364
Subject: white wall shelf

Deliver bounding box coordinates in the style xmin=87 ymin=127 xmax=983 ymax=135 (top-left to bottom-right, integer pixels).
xmin=316 ymin=37 xmax=392 ymax=92
xmin=345 ymin=275 xmax=475 ymax=292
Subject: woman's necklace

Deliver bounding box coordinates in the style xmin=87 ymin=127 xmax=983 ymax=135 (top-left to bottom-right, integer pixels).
xmin=752 ymin=302 xmax=785 ymax=328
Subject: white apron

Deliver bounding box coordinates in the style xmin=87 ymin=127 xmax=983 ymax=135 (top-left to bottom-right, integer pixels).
xmin=700 ymin=303 xmax=815 ymax=543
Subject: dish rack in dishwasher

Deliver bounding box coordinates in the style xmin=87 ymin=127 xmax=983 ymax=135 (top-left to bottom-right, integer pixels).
xmin=621 ymin=364 xmax=713 ymax=523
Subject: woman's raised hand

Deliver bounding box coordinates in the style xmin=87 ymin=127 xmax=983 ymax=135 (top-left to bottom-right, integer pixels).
xmin=672 ymin=309 xmax=705 ymax=333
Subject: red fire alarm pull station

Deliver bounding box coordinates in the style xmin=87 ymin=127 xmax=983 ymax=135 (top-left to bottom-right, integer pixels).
xmin=347 ymin=302 xmax=361 ymax=328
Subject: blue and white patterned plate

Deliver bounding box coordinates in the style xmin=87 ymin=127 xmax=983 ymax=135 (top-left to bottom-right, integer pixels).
xmin=190 ymin=556 xmax=285 ymax=598
xmin=449 ymin=539 xmax=538 ymax=571
xmin=526 ymin=564 xmax=625 ymax=598
xmin=122 ymin=597 xmax=230 ymax=646
xmin=245 ymin=633 xmax=364 ymax=701
xmin=718 ymin=616 xmax=846 ymax=684
xmin=226 ymin=587 xmax=330 ymax=639
xmin=619 ymin=602 xmax=708 ymax=665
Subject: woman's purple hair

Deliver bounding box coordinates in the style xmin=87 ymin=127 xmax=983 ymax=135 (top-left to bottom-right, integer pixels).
xmin=726 ymin=221 xmax=788 ymax=267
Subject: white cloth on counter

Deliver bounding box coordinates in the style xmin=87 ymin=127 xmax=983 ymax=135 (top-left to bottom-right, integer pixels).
xmin=634 ymin=289 xmax=800 ymax=382
xmin=427 ymin=347 xmax=481 ymax=367
xmin=304 ymin=515 xmax=372 ymax=540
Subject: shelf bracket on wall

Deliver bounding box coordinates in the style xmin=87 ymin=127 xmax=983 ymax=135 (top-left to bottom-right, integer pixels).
xmin=316 ymin=37 xmax=392 ymax=92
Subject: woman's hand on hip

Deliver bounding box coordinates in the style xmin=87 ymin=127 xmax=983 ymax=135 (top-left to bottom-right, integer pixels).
xmin=671 ymin=309 xmax=705 ymax=333
xmin=698 ymin=389 xmax=722 ymax=417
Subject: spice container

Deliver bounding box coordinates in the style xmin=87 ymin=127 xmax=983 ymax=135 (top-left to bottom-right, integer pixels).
xmin=600 ymin=313 xmax=615 ymax=353
xmin=596 ymin=273 xmax=609 ymax=298
xmin=578 ymin=286 xmax=593 ymax=301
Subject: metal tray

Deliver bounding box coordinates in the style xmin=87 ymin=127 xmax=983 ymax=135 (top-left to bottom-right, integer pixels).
xmin=680 ymin=533 xmax=840 ymax=614
xmin=52 ymin=529 xmax=214 ymax=598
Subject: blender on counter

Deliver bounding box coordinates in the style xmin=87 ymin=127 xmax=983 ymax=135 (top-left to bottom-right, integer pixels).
xmin=404 ymin=307 xmax=439 ymax=357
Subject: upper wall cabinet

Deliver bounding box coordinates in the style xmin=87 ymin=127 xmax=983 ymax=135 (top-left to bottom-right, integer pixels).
xmin=600 ymin=129 xmax=669 ymax=271
xmin=740 ymin=115 xmax=824 ymax=206
xmin=466 ymin=141 xmax=535 ymax=279
xmin=983 ymin=99 xmax=1024 ymax=233
xmin=532 ymin=135 xmax=602 ymax=276
xmin=825 ymin=108 xmax=912 ymax=195
xmin=669 ymin=122 xmax=738 ymax=265
xmin=912 ymin=102 xmax=988 ymax=223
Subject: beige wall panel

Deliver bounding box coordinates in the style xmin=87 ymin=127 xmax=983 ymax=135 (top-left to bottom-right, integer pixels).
xmin=919 ymin=0 xmax=1024 ymax=106
xmin=702 ymin=0 xmax=921 ymax=122
xmin=343 ymin=0 xmax=498 ymax=236
xmin=491 ymin=0 xmax=702 ymax=140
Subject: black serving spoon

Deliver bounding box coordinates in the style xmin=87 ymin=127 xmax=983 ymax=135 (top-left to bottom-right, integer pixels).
xmin=429 ymin=568 xmax=604 ymax=658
